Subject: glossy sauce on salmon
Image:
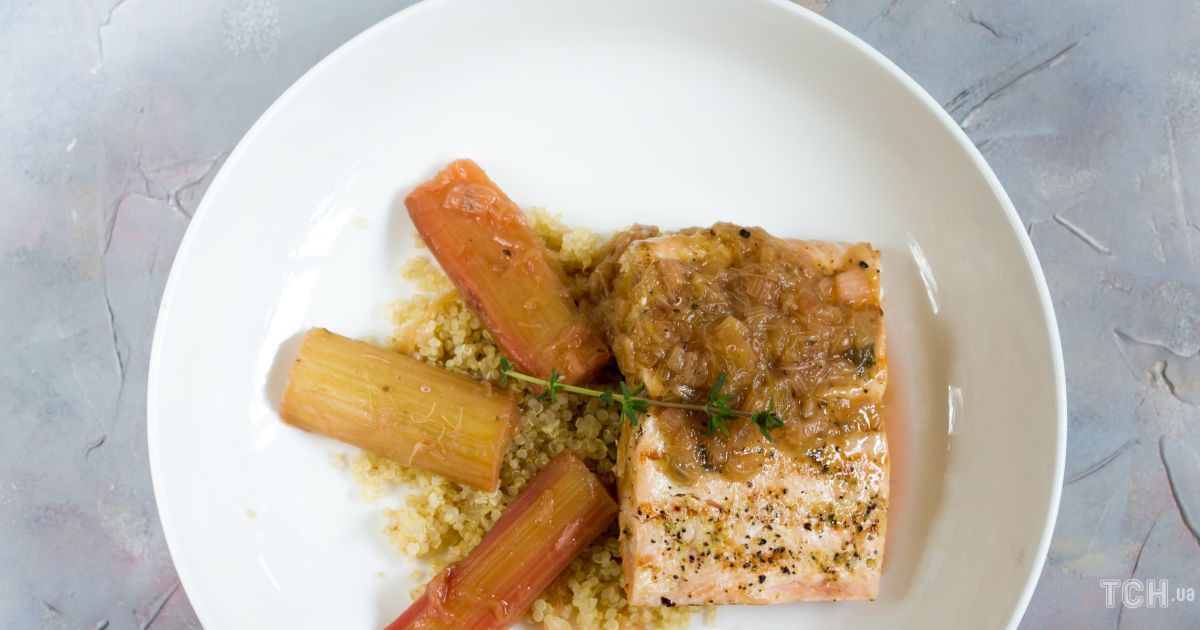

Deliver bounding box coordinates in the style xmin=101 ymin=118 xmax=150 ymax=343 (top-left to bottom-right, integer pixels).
xmin=590 ymin=223 xmax=889 ymax=605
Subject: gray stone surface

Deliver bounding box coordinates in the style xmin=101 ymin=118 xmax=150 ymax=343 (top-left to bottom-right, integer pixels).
xmin=1 ymin=0 xmax=1196 ymax=628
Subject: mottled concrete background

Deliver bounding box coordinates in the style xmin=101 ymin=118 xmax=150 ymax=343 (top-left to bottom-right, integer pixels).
xmin=2 ymin=0 xmax=1197 ymax=628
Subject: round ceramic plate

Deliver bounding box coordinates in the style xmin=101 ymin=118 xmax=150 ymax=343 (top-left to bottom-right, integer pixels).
xmin=147 ymin=0 xmax=1066 ymax=627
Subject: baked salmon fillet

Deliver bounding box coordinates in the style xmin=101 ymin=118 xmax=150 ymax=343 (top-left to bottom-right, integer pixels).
xmin=592 ymin=223 xmax=889 ymax=606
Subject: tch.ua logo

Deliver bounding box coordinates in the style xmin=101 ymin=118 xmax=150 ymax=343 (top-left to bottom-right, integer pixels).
xmin=1101 ymin=579 xmax=1196 ymax=609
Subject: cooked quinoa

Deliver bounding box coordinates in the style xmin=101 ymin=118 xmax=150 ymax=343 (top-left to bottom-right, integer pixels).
xmin=350 ymin=209 xmax=708 ymax=629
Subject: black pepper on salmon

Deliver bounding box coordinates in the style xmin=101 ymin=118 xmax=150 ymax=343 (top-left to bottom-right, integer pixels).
xmin=588 ymin=223 xmax=890 ymax=605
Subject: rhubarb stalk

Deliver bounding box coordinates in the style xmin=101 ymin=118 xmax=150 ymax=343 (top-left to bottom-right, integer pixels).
xmin=386 ymin=450 xmax=618 ymax=630
xmin=405 ymin=159 xmax=610 ymax=384
xmin=280 ymin=328 xmax=520 ymax=491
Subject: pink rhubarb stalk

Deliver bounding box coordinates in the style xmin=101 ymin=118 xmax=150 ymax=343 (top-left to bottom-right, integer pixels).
xmin=386 ymin=450 xmax=618 ymax=630
xmin=405 ymin=159 xmax=611 ymax=384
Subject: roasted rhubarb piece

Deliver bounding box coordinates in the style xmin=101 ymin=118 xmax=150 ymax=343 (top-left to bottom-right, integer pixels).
xmin=280 ymin=328 xmax=520 ymax=491
xmin=387 ymin=450 xmax=618 ymax=630
xmin=405 ymin=160 xmax=610 ymax=384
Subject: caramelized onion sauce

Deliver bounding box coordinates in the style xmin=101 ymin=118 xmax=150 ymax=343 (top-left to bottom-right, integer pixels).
xmin=585 ymin=223 xmax=885 ymax=482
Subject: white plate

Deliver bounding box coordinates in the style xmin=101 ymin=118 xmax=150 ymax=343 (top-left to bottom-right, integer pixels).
xmin=148 ymin=0 xmax=1066 ymax=627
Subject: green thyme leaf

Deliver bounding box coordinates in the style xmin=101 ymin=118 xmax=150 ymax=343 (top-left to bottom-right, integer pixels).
xmin=622 ymin=403 xmax=641 ymax=426
xmin=844 ymin=345 xmax=876 ymax=374
xmin=614 ymin=382 xmax=650 ymax=426
xmin=707 ymin=413 xmax=730 ymax=436
xmin=705 ymin=372 xmax=736 ymax=435
xmin=751 ymin=399 xmax=785 ymax=441
xmin=537 ymin=368 xmax=564 ymax=401
xmin=709 ymin=372 xmax=727 ymax=403
xmin=498 ymin=357 xmax=513 ymax=384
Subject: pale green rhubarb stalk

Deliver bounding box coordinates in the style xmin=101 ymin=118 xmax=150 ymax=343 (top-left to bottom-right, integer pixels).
xmin=386 ymin=450 xmax=618 ymax=630
xmin=280 ymin=328 xmax=521 ymax=492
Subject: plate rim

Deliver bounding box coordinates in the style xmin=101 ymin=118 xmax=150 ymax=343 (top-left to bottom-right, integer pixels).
xmin=146 ymin=0 xmax=1067 ymax=627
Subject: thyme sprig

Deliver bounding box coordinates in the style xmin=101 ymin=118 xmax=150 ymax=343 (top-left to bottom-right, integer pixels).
xmin=497 ymin=358 xmax=786 ymax=441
